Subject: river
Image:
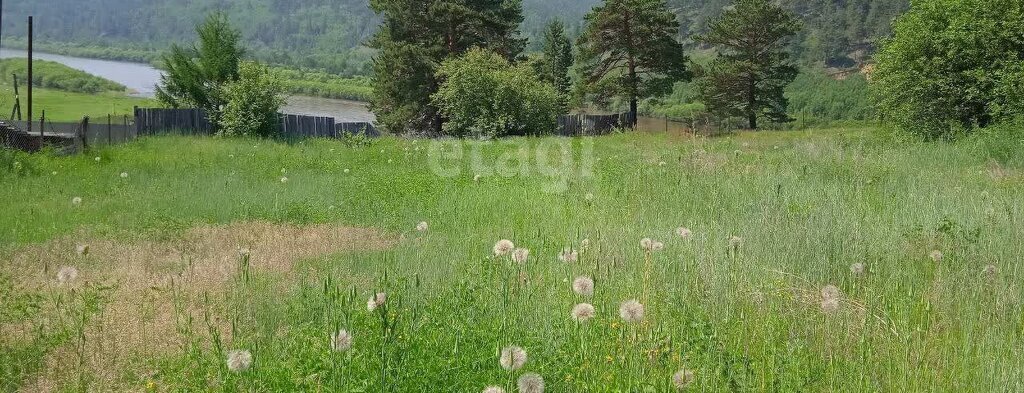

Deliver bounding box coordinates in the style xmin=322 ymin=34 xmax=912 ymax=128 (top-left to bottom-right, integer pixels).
xmin=0 ymin=48 xmax=375 ymax=122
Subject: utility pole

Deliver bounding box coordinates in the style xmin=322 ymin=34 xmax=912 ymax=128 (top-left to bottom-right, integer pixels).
xmin=27 ymin=16 xmax=32 ymax=135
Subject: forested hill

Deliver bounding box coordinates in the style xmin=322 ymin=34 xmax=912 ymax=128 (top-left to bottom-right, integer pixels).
xmin=2 ymin=0 xmax=905 ymax=73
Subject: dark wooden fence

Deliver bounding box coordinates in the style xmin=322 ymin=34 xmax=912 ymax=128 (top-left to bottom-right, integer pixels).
xmin=134 ymin=108 xmax=378 ymax=138
xmin=557 ymin=113 xmax=634 ymax=136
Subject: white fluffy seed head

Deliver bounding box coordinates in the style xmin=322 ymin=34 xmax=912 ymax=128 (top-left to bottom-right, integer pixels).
xmin=651 ymin=241 xmax=664 ymax=251
xmin=517 ymin=373 xmax=545 ymax=393
xmin=850 ymin=263 xmax=865 ymax=275
xmin=572 ymin=276 xmax=594 ymax=297
xmin=75 ymin=244 xmax=90 ymax=256
xmin=571 ymin=303 xmax=595 ymax=322
xmin=512 ymin=248 xmax=530 ymax=264
xmin=482 ymin=386 xmax=505 ymax=393
xmin=729 ymin=236 xmax=743 ymax=247
xmin=676 ymin=227 xmax=692 ymax=239
xmin=226 ymin=349 xmax=253 ymax=372
xmin=929 ymin=250 xmax=943 ymax=262
xmin=640 ymin=238 xmax=653 ymax=251
xmin=280 ymin=176 xmax=289 ymax=183
xmin=580 ymin=238 xmax=591 ymax=250
xmin=493 ymin=240 xmax=515 ymax=256
xmin=71 ymin=197 xmax=83 ymax=206
xmin=619 ymin=300 xmax=645 ymax=323
xmin=821 ymin=285 xmax=841 ymax=300
xmin=672 ymin=368 xmax=695 ymax=390
xmin=367 ymin=292 xmax=387 ymax=311
xmin=820 ymin=297 xmax=840 ymax=314
xmin=499 ymin=346 xmax=527 ymax=371
xmin=120 ymin=172 xmax=129 ymax=178
xmin=331 ymin=329 xmax=352 ymax=352
xmin=56 ymin=266 xmax=79 ymax=284
xmin=982 ymin=264 xmax=997 ymax=276
xmin=558 ymin=248 xmax=578 ymax=263
xmin=416 ymin=221 xmax=429 ymax=232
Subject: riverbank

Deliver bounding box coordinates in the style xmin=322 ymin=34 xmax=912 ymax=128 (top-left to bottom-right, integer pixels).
xmin=0 ymin=47 xmax=375 ymax=122
xmin=0 ymin=41 xmax=374 ymax=102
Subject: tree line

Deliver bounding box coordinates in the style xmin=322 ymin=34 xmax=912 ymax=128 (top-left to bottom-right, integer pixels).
xmin=156 ymin=0 xmax=1024 ymax=139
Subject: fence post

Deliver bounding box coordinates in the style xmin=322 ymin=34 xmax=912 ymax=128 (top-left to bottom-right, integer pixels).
xmin=39 ymin=110 xmax=44 ymax=138
xmin=107 ymin=114 xmax=112 ymax=144
xmin=79 ymin=116 xmax=88 ymax=151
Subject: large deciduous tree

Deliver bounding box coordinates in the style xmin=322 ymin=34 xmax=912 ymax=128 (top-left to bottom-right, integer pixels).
xmin=697 ymin=0 xmax=800 ymax=130
xmin=873 ymin=0 xmax=1024 ymax=138
xmin=576 ymin=0 xmax=689 ymax=127
xmin=155 ymin=12 xmax=244 ymax=129
xmin=369 ymin=0 xmax=526 ymax=134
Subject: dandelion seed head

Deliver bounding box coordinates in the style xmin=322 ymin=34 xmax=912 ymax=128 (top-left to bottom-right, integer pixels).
xmin=226 ymin=349 xmax=253 ymax=372
xmin=850 ymin=263 xmax=865 ymax=275
xmin=482 ymin=386 xmax=505 ymax=393
xmin=729 ymin=236 xmax=743 ymax=247
xmin=517 ymin=373 xmax=544 ymax=393
xmin=982 ymin=264 xmax=997 ymax=276
xmin=572 ymin=276 xmax=594 ymax=297
xmin=75 ymin=244 xmax=90 ymax=256
xmin=331 ymin=329 xmax=352 ymax=352
xmin=238 ymin=247 xmax=251 ymax=258
xmin=493 ymin=240 xmax=515 ymax=256
xmin=676 ymin=227 xmax=692 ymax=239
xmin=71 ymin=197 xmax=83 ymax=206
xmin=651 ymin=241 xmax=664 ymax=251
xmin=558 ymin=248 xmax=578 ymax=263
xmin=499 ymin=346 xmax=527 ymax=371
xmin=56 ymin=266 xmax=78 ymax=284
xmin=579 ymin=238 xmax=591 ymax=250
xmin=367 ymin=292 xmax=387 ymax=311
xmin=640 ymin=238 xmax=653 ymax=251
xmin=120 ymin=172 xmax=129 ymax=178
xmin=929 ymin=250 xmax=943 ymax=262
xmin=473 ymin=174 xmax=482 ymax=182
xmin=571 ymin=303 xmax=595 ymax=322
xmin=584 ymin=193 xmax=594 ymax=201
xmin=416 ymin=221 xmax=429 ymax=232
xmin=821 ymin=285 xmax=841 ymax=300
xmin=619 ymin=300 xmax=645 ymax=323
xmin=280 ymin=176 xmax=289 ymax=183
xmin=820 ymin=297 xmax=840 ymax=314
xmin=512 ymin=248 xmax=530 ymax=264
xmin=94 ymin=156 xmax=101 ymax=162
xmin=672 ymin=368 xmax=695 ymax=390
xmin=658 ymin=161 xmax=667 ymax=167
xmin=344 ymin=168 xmax=351 ymax=173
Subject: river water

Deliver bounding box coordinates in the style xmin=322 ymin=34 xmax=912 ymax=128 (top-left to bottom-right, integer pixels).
xmin=0 ymin=48 xmax=375 ymax=122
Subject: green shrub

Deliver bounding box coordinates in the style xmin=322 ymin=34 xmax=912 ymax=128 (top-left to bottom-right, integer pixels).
xmin=873 ymin=0 xmax=1024 ymax=138
xmin=432 ymin=48 xmax=561 ymax=137
xmin=218 ymin=62 xmax=286 ymax=138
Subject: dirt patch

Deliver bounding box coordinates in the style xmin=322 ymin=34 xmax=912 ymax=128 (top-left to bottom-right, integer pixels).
xmin=5 ymin=221 xmax=396 ymax=392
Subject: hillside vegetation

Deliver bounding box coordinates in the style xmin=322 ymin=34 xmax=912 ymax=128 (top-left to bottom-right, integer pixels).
xmin=3 ymin=0 xmax=907 ymax=73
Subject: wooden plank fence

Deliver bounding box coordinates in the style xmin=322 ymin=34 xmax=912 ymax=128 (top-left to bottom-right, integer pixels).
xmin=134 ymin=108 xmax=378 ymax=138
xmin=556 ymin=113 xmax=633 ymax=136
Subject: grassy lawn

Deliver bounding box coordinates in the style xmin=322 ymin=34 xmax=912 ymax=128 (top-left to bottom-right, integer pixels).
xmin=1 ymin=128 xmax=1021 ymax=391
xmin=0 ymin=85 xmax=156 ymax=123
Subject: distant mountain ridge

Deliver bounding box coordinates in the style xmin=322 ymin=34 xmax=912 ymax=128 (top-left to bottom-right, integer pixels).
xmin=2 ymin=0 xmax=906 ymax=73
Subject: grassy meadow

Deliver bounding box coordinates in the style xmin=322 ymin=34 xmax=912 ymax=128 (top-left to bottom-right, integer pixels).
xmin=1 ymin=128 xmax=1022 ymax=392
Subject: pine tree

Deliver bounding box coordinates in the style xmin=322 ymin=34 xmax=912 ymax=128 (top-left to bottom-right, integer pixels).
xmin=369 ymin=0 xmax=526 ymax=134
xmin=577 ymin=0 xmax=689 ymax=127
xmin=696 ymin=0 xmax=801 ymax=130
xmin=155 ymin=12 xmax=244 ymax=128
xmin=541 ymin=20 xmax=574 ymax=103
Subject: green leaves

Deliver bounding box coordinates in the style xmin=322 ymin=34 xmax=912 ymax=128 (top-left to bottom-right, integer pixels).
xmin=873 ymin=0 xmax=1024 ymax=138
xmin=219 ymin=62 xmax=286 ymax=138
xmin=432 ymin=49 xmax=561 ymax=137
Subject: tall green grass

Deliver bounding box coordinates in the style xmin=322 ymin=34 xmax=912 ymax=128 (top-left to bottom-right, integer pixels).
xmin=1 ymin=128 xmax=1021 ymax=391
